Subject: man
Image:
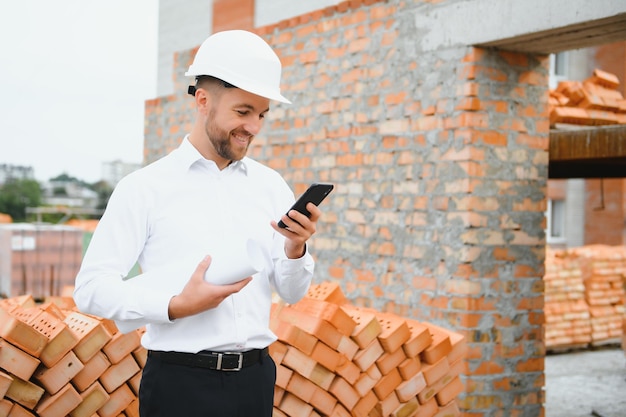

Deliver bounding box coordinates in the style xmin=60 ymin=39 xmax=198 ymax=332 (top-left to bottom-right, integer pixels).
xmin=74 ymin=30 xmax=321 ymax=417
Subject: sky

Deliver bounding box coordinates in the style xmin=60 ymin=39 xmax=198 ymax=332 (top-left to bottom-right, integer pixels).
xmin=0 ymin=0 xmax=158 ymax=183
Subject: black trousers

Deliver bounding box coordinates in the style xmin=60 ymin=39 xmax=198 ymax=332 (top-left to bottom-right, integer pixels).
xmin=139 ymin=351 xmax=276 ymax=417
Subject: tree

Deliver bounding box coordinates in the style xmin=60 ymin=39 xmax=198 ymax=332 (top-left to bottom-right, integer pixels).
xmin=0 ymin=179 xmax=42 ymax=222
xmin=91 ymin=180 xmax=114 ymax=210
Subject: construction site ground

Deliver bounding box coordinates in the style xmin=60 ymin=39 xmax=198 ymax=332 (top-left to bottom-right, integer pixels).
xmin=545 ymin=346 xmax=626 ymax=417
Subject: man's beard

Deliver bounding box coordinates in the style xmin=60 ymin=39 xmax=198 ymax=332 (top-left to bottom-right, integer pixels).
xmin=205 ymin=110 xmax=251 ymax=162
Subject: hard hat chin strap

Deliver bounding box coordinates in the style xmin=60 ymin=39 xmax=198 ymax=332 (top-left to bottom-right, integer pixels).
xmin=188 ymin=85 xmax=197 ymax=96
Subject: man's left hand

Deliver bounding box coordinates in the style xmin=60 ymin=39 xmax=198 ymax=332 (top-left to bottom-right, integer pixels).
xmin=271 ymin=202 xmax=321 ymax=259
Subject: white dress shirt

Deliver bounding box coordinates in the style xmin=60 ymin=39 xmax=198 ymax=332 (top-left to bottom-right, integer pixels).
xmin=74 ymin=136 xmax=314 ymax=353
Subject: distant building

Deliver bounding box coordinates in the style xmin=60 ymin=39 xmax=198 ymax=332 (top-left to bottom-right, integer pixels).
xmin=101 ymin=160 xmax=141 ymax=186
xmin=41 ymin=179 xmax=98 ymax=209
xmin=0 ymin=164 xmax=35 ymax=186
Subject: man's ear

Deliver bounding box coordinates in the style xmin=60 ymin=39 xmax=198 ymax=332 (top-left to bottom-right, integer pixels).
xmin=194 ymin=88 xmax=211 ymax=115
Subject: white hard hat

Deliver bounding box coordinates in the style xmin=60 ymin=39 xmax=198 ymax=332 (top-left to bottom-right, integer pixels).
xmin=185 ymin=30 xmax=291 ymax=104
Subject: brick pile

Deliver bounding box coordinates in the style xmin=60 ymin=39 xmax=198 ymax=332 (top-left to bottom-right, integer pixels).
xmin=548 ymin=68 xmax=626 ymax=127
xmin=270 ymin=282 xmax=467 ymax=417
xmin=0 ymin=293 xmax=143 ymax=417
xmin=544 ymin=249 xmax=591 ymax=350
xmin=0 ymin=282 xmax=467 ymax=417
xmin=544 ymin=245 xmax=626 ymax=351
xmin=570 ymin=245 xmax=626 ymax=346
xmin=0 ymin=224 xmax=84 ymax=299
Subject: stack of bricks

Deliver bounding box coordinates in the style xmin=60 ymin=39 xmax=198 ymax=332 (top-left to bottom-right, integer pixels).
xmin=0 ymin=292 xmax=144 ymax=417
xmin=0 ymin=224 xmax=84 ymax=299
xmin=270 ymin=282 xmax=467 ymax=417
xmin=544 ymin=245 xmax=626 ymax=351
xmin=570 ymin=245 xmax=626 ymax=346
xmin=543 ymin=249 xmax=591 ymax=350
xmin=548 ymin=68 xmax=626 ymax=127
xmin=0 ymin=282 xmax=466 ymax=417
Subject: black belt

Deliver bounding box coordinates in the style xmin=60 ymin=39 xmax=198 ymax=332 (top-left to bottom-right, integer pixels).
xmin=148 ymin=347 xmax=268 ymax=371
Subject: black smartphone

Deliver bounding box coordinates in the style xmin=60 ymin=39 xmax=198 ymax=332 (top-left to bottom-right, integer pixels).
xmin=278 ymin=183 xmax=334 ymax=228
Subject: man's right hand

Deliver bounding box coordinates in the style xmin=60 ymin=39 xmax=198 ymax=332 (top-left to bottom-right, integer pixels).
xmin=167 ymin=255 xmax=252 ymax=320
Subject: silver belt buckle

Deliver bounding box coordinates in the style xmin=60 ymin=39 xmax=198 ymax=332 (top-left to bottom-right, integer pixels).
xmin=216 ymin=352 xmax=243 ymax=371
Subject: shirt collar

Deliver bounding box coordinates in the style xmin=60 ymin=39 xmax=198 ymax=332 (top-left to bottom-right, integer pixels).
xmin=176 ymin=135 xmax=249 ymax=175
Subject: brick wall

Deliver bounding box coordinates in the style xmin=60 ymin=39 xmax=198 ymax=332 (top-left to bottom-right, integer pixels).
xmin=144 ymin=1 xmax=550 ymax=415
xmin=585 ymin=179 xmax=625 ymax=245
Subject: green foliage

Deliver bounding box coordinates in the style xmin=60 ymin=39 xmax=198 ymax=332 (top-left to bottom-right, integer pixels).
xmin=0 ymin=179 xmax=42 ymax=222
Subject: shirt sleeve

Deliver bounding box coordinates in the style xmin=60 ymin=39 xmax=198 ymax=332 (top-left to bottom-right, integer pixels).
xmin=272 ymin=248 xmax=315 ymax=304
xmin=73 ymin=175 xmax=176 ymax=332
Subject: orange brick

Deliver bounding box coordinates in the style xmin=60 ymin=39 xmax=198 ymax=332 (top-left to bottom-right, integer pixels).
xmin=5 ymin=375 xmax=45 ymax=410
xmin=354 ymin=364 xmax=382 ymax=397
xmin=398 ymin=356 xmax=422 ymax=380
xmin=279 ymin=392 xmax=314 ymax=417
xmin=69 ymin=381 xmax=109 ymax=417
xmin=420 ymin=326 xmax=452 ymax=365
xmin=353 ymin=338 xmax=384 ymax=371
xmin=418 ymin=368 xmax=457 ymax=405
xmin=72 ymin=351 xmax=111 ymax=392
xmin=329 ymin=376 xmax=360 ymax=410
xmin=376 ymin=314 xmax=411 ymax=353
xmin=98 ymin=354 xmax=140 ymax=393
xmin=274 ymin=320 xmax=318 ymax=355
xmin=371 ymin=391 xmax=401 ymax=417
xmin=96 ymin=383 xmax=134 ymax=417
xmin=310 ymin=383 xmax=338 ymax=416
xmin=28 ymin=311 xmax=79 ymax=368
xmin=0 ymin=340 xmax=41 ymax=381
xmin=434 ymin=401 xmax=460 ymax=416
xmin=416 ymin=397 xmax=439 ymax=416
xmin=291 ymin=297 xmax=356 ymax=336
xmin=102 ymin=330 xmax=142 ymax=364
xmin=274 ymin=386 xmax=285 ymax=408
xmin=335 ymin=358 xmax=360 ymax=385
xmin=336 ymin=334 xmax=359 ymax=361
xmin=0 ymin=399 xmax=12 ymax=416
xmin=390 ymin=396 xmax=419 ymax=417
xmin=131 ymin=346 xmax=147 ymax=368
xmin=0 ymin=295 xmax=36 ymax=311
xmin=311 ymin=341 xmax=347 ymax=372
xmin=396 ymin=371 xmax=427 ymax=402
xmin=422 ymin=357 xmax=450 ymax=385
xmin=6 ymin=403 xmax=36 ymax=417
xmin=281 ymin=346 xmax=334 ymax=390
xmin=273 ymin=405 xmax=287 ymax=417
xmin=404 ymin=319 xmax=433 ymax=357
xmin=0 ymin=370 xmax=13 ymax=398
xmin=125 ymin=398 xmax=140 ymax=417
xmin=330 ymin=403 xmax=351 ymax=417
xmin=34 ymin=384 xmax=82 ymax=417
xmin=277 ymin=306 xmax=344 ymax=349
xmin=305 ymin=281 xmax=348 ymax=305
xmin=33 ymin=350 xmax=84 ymax=395
xmin=269 ymin=341 xmax=289 ymax=365
xmin=286 ymin=371 xmax=316 ymax=402
xmin=373 ymin=367 xmax=402 ymax=400
xmin=352 ymin=390 xmax=378 ymax=417
xmin=64 ymin=312 xmax=113 ymax=363
xmin=0 ymin=310 xmax=48 ymax=358
xmin=435 ymin=376 xmax=464 ymax=406
xmin=275 ymin=364 xmax=293 ymax=390
xmin=128 ymin=371 xmax=142 ymax=396
xmin=341 ymin=305 xmax=382 ymax=349
xmin=376 ymin=346 xmax=407 ymax=375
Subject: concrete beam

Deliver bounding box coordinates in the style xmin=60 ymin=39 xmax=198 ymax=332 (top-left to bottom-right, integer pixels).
xmin=413 ymin=0 xmax=626 ymax=54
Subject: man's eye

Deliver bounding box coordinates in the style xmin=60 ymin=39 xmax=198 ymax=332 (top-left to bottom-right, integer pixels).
xmin=236 ymin=110 xmax=248 ymax=116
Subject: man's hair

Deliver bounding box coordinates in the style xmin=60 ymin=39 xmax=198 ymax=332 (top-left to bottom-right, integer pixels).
xmin=187 ymin=76 xmax=236 ymax=96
